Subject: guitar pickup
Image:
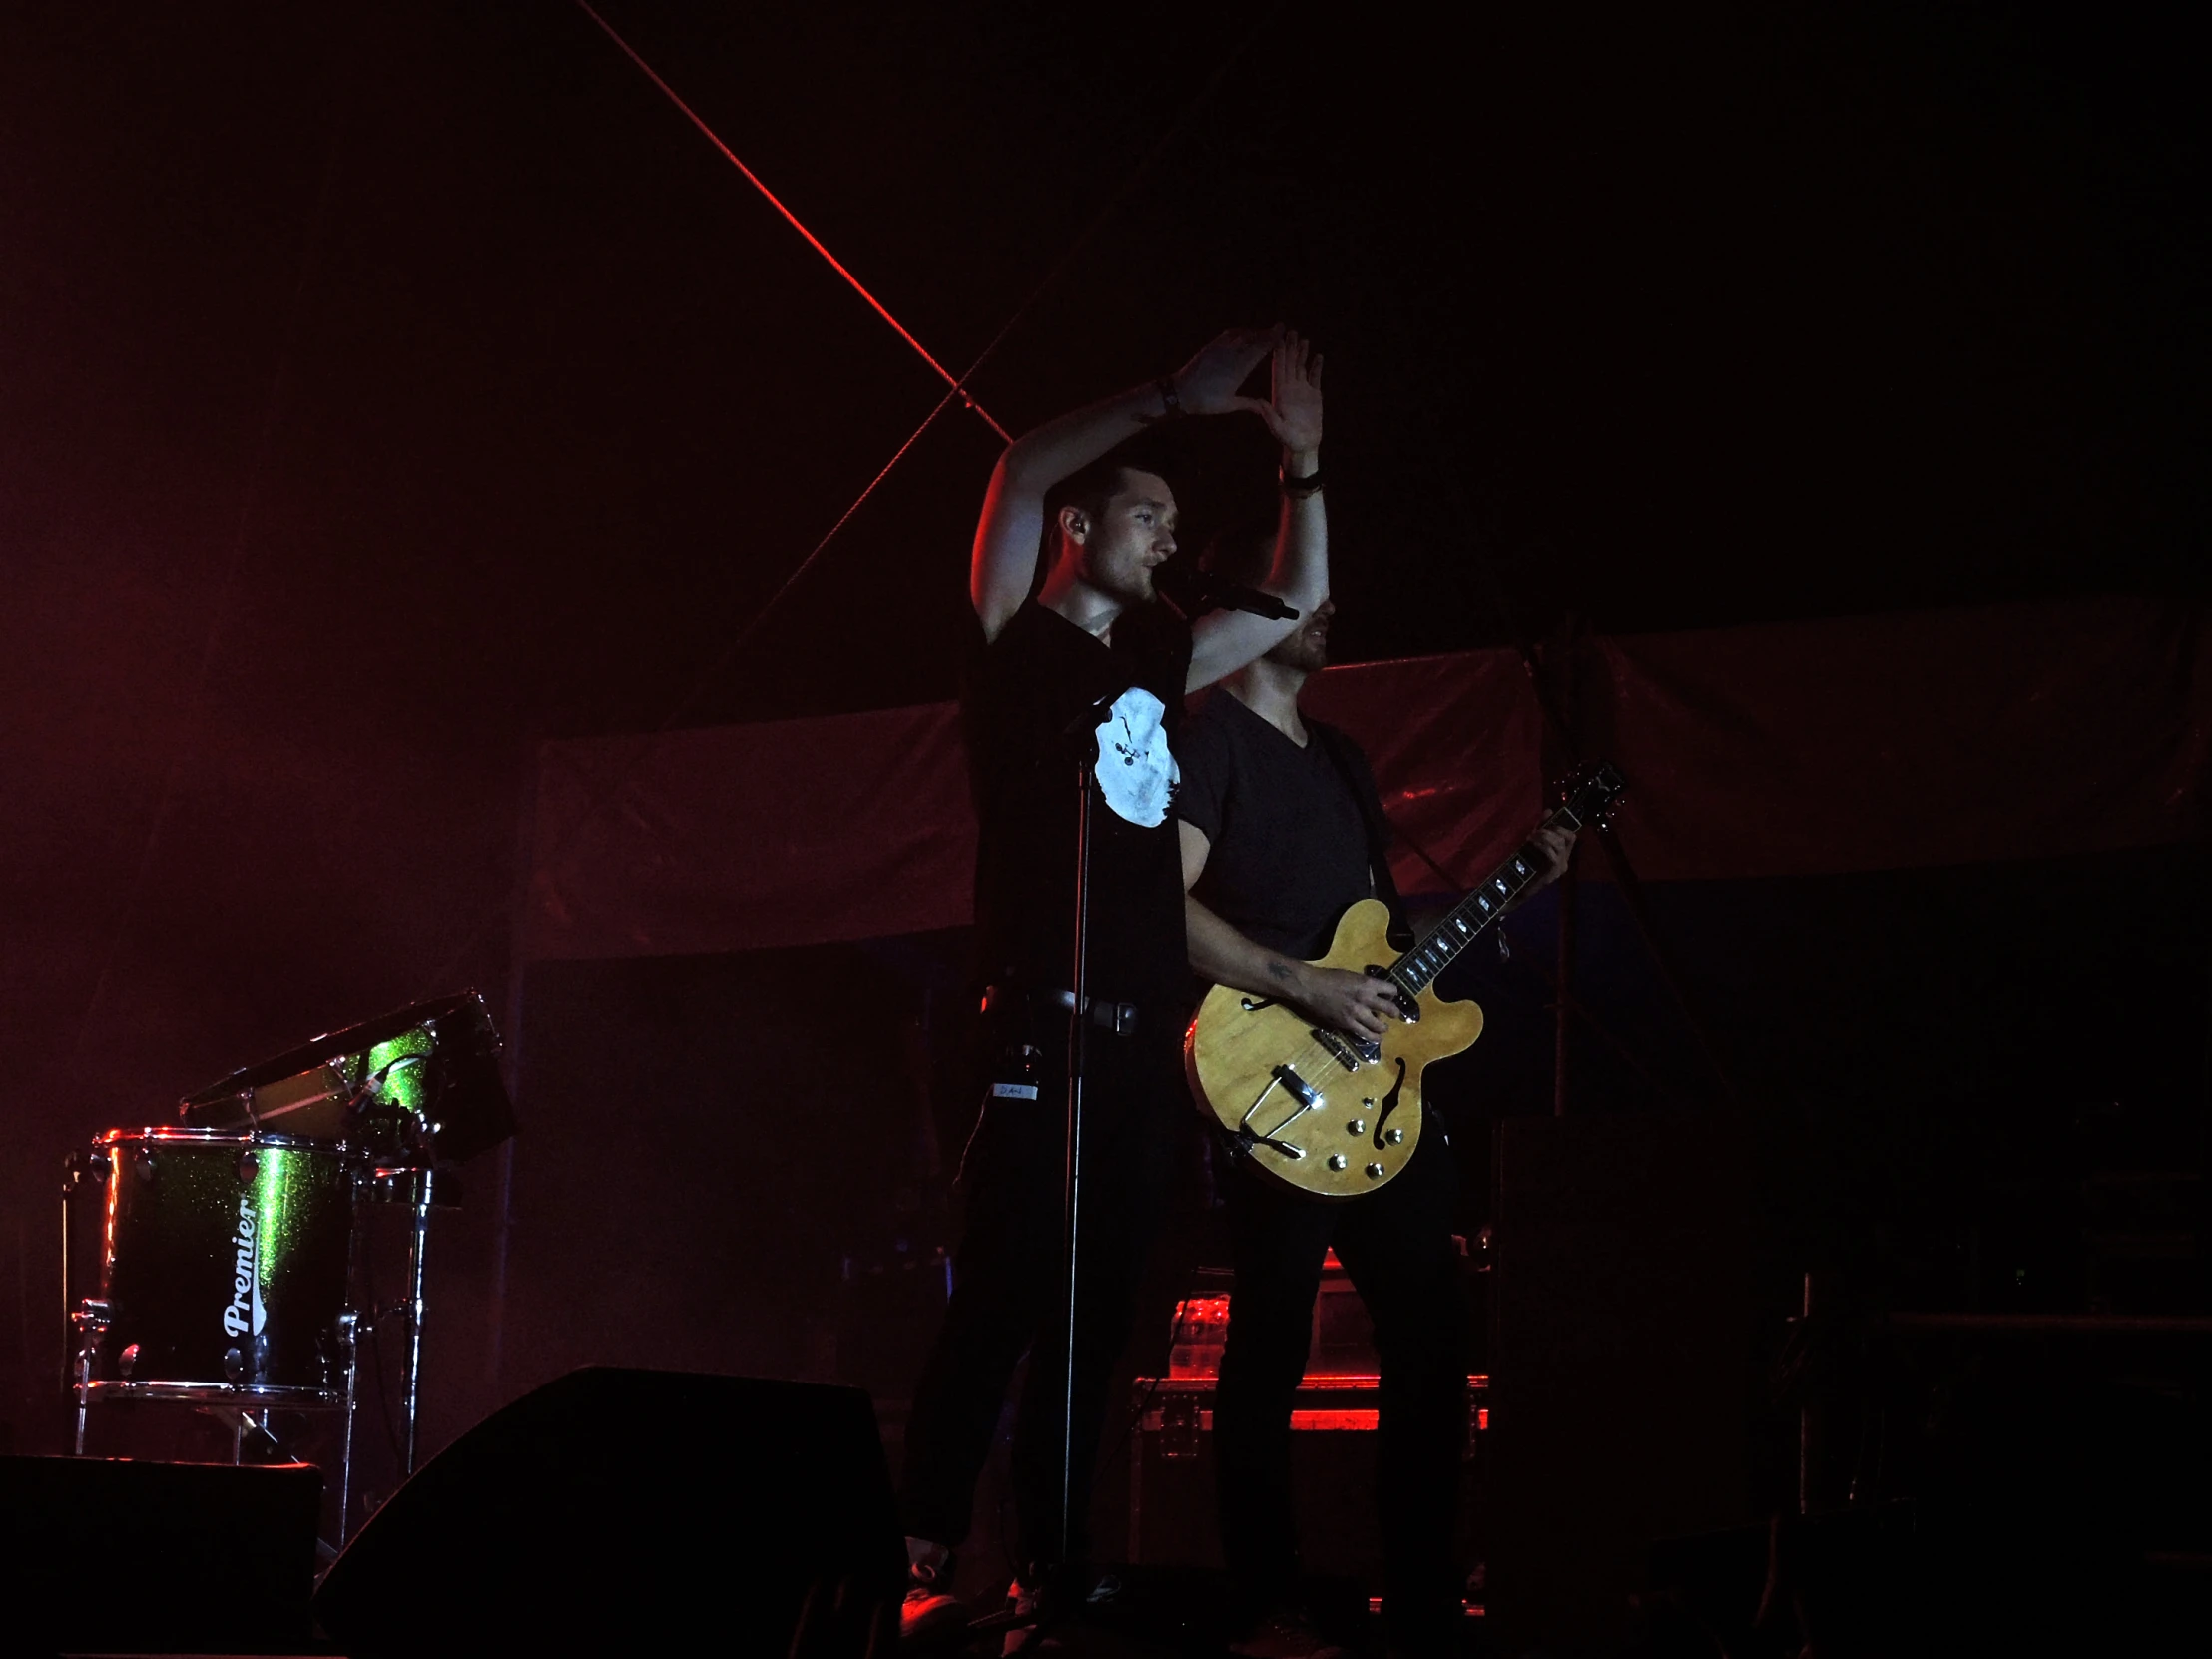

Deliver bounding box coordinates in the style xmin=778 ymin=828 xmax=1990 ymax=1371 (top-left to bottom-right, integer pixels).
xmin=1309 ymin=1030 xmax=1361 ymax=1071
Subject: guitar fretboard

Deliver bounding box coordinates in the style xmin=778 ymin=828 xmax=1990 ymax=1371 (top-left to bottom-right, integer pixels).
xmin=1387 ymin=770 xmax=1619 ymax=995
xmin=1389 ymin=834 xmax=1553 ymax=995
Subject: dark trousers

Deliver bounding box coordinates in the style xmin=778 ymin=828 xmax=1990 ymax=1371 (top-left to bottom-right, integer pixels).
xmin=1215 ymin=1126 xmax=1468 ymax=1644
xmin=899 ymin=1019 xmax=1181 ymax=1570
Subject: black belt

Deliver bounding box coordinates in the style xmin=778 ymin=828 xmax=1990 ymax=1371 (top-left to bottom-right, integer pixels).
xmin=981 ymin=984 xmax=1141 ymax=1036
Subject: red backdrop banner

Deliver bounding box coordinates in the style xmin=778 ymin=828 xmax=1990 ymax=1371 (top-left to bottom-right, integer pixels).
xmin=1590 ymin=598 xmax=2212 ymax=881
xmin=524 ymin=700 xmax=974 ymax=960
xmin=519 ymin=600 xmax=2209 ymax=963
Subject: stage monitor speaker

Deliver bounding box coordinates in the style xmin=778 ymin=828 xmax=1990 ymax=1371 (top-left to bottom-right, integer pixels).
xmin=1483 ymin=1110 xmax=1752 ymax=1657
xmin=314 ymin=1367 xmax=901 ymax=1656
xmin=0 ymin=1455 xmax=320 ymax=1650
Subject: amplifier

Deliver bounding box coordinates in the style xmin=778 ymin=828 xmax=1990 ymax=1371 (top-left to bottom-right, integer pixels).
xmin=1123 ymin=1372 xmax=1489 ymax=1599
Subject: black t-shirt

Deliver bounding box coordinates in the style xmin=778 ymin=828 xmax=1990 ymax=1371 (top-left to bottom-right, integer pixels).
xmin=1175 ymin=689 xmax=1382 ymax=962
xmin=962 ymin=597 xmax=1193 ymax=1008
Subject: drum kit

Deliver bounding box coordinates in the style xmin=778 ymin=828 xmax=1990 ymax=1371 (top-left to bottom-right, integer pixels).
xmin=60 ymin=992 xmax=514 ymax=1542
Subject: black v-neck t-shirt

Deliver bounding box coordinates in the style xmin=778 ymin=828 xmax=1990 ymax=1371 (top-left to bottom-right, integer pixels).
xmin=1174 ymin=689 xmax=1379 ymax=962
xmin=961 ymin=598 xmax=1193 ymax=1008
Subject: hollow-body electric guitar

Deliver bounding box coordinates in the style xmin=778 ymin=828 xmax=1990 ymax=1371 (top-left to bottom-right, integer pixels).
xmin=1184 ymin=765 xmax=1625 ymax=1199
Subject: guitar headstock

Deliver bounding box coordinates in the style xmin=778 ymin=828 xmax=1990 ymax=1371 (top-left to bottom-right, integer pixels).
xmin=1553 ymin=762 xmax=1627 ymax=831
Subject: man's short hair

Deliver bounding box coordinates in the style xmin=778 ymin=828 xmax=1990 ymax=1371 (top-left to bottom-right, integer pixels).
xmin=1039 ymin=434 xmax=1179 ymax=566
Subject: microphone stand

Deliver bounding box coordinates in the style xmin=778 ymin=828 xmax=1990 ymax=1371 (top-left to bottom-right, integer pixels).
xmin=1052 ymin=584 xmax=1300 ymax=1575
xmin=1059 ymin=736 xmax=1094 ymax=1570
xmin=1051 ymin=683 xmax=1126 ymax=1576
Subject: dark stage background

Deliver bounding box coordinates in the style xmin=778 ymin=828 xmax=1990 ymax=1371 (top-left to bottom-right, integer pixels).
xmin=1 ymin=0 xmax=2204 ymax=1594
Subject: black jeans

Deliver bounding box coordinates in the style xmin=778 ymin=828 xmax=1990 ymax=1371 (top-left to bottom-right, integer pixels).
xmin=899 ymin=1017 xmax=1182 ymax=1570
xmin=1215 ymin=1126 xmax=1468 ymax=1645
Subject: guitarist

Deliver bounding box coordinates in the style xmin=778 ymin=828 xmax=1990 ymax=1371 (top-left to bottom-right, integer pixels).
xmin=899 ymin=328 xmax=1330 ymax=1649
xmin=1176 ymin=558 xmax=1574 ymax=1659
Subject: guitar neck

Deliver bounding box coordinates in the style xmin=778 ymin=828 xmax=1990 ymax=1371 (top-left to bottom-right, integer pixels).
xmin=1390 ymin=804 xmax=1585 ymax=995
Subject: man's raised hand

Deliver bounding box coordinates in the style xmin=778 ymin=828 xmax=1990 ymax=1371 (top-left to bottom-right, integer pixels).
xmin=1249 ymin=331 xmax=1323 ymax=458
xmin=1167 ymin=327 xmax=1282 ymax=416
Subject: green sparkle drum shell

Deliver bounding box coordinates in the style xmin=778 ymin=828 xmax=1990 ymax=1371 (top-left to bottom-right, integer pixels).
xmin=80 ymin=1128 xmax=351 ymax=1403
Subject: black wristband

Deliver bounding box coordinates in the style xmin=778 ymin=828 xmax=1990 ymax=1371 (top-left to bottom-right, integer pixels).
xmin=1154 ymin=376 xmax=1184 ymax=419
xmin=1280 ymin=466 xmax=1324 ymax=497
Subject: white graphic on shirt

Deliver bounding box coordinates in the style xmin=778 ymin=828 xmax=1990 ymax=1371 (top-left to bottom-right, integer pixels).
xmin=1094 ymin=686 xmax=1179 ymax=828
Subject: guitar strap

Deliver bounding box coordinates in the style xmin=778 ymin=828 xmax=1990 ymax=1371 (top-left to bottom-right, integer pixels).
xmin=1308 ymin=719 xmax=1415 ymax=952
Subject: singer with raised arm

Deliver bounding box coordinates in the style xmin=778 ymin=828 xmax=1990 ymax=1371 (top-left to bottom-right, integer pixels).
xmin=898 ymin=329 xmax=1328 ymax=1651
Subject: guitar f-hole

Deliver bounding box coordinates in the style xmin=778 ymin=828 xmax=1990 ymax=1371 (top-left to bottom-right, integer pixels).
xmin=1371 ymin=1058 xmax=1407 ymax=1148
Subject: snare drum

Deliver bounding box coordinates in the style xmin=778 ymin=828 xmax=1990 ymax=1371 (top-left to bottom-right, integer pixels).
xmin=67 ymin=1128 xmax=352 ymax=1405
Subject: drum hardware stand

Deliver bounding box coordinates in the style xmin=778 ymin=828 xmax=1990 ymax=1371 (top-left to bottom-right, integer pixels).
xmin=207 ymin=1406 xmax=281 ymax=1465
xmin=368 ymin=1163 xmax=455 ymax=1478
xmin=70 ymin=1298 xmax=110 ymax=1455
xmin=403 ymin=1170 xmax=430 ymax=1476
xmin=334 ymin=1308 xmax=359 ymax=1545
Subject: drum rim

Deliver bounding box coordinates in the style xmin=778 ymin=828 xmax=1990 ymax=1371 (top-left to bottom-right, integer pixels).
xmin=92 ymin=1125 xmax=347 ymax=1152
xmin=80 ymin=1378 xmax=346 ymax=1407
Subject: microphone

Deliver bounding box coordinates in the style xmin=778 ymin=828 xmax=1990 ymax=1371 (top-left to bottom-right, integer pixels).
xmin=1152 ymin=563 xmax=1300 ymax=622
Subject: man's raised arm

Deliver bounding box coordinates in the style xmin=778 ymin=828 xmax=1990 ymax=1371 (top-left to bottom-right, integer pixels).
xmin=1186 ymin=332 xmax=1328 ymax=691
xmin=970 ymin=328 xmax=1281 ymax=641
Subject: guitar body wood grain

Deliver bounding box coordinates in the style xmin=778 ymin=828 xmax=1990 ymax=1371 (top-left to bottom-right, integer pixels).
xmin=1184 ymin=898 xmax=1486 ymax=1200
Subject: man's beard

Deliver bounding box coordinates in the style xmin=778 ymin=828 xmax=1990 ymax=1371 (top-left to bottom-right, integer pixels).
xmin=1088 ymin=553 xmax=1155 ymax=607
xmin=1110 ymin=570 xmax=1156 ymax=605
xmin=1267 ymin=629 xmax=1328 ymax=672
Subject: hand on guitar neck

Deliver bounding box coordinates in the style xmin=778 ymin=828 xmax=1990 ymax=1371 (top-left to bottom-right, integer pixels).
xmin=1182 ymin=816 xmax=1578 ymax=1044
xmin=1514 ymin=818 xmax=1579 ymax=905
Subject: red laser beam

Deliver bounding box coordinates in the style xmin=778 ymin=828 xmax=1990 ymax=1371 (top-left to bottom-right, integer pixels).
xmin=572 ymin=0 xmax=1011 ymax=443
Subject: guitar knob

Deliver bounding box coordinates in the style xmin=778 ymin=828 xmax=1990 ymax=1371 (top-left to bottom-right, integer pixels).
xmin=1365 ymin=1163 xmax=1384 ymax=1180
xmin=1347 ymin=1119 xmax=1366 ymax=1135
xmin=1384 ymin=1127 xmax=1404 ymax=1145
xmin=1327 ymin=1154 xmax=1348 ymax=1171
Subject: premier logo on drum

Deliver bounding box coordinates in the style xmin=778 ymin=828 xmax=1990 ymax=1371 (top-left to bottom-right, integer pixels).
xmin=221 ymin=1196 xmax=266 ymax=1340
